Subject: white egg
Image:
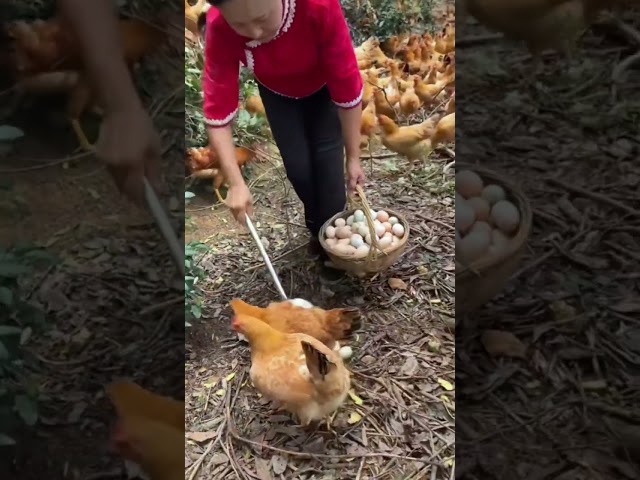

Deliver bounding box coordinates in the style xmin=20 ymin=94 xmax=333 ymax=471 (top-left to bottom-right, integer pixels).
xmin=370 ymin=209 xmax=378 ymax=219
xmin=351 ymin=222 xmax=361 ymax=231
xmin=458 ymin=229 xmax=491 ymax=264
xmin=350 ymin=234 xmax=364 ymax=248
xmin=352 ymin=244 xmax=370 ymax=258
xmin=456 ymin=200 xmax=476 ymax=234
xmin=325 ymin=225 xmax=336 ymax=239
xmin=388 ymin=216 xmax=399 ymax=225
xmin=339 ymin=346 xmax=353 ymax=360
xmin=490 ymin=200 xmax=520 ymax=234
xmin=482 ymin=184 xmax=506 ymax=205
xmin=335 ymin=218 xmax=346 ymax=227
xmin=374 ymin=223 xmax=386 ymax=237
xmin=365 ymin=233 xmax=373 ymax=245
xmin=337 ymin=238 xmax=351 ymax=245
xmin=333 ymin=243 xmax=356 ymax=256
xmin=456 ymin=170 xmax=484 ymax=198
xmin=377 ymin=235 xmax=392 ymax=249
xmin=354 ymin=209 xmax=365 ymax=222
xmin=325 ymin=238 xmax=337 ymax=247
xmin=358 ymin=225 xmax=369 ymax=237
xmin=470 ymin=221 xmax=491 ymax=236
xmin=346 ymin=215 xmax=355 ymax=226
xmin=391 ymin=223 xmax=405 ymax=237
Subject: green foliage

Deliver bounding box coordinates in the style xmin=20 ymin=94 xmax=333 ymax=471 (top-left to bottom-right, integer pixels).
xmin=184 ymin=241 xmax=210 ymax=327
xmin=0 ymin=245 xmax=57 ymax=446
xmin=341 ymin=0 xmax=437 ymax=45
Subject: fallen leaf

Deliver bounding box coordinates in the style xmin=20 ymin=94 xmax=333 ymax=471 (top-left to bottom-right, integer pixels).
xmin=186 ymin=431 xmax=216 ymax=442
xmin=271 ymin=455 xmax=287 ymax=474
xmin=215 ymin=389 xmax=225 ymax=396
xmin=255 ymin=458 xmax=272 ymax=480
xmin=348 ymin=389 xmax=364 ymax=406
xmin=438 ymin=378 xmax=454 ymax=391
xmin=348 ymin=412 xmax=363 ymax=424
xmin=400 ymin=356 xmax=419 ymax=376
xmin=481 ymin=329 xmax=527 ymax=359
xmin=225 ymin=372 xmax=236 ymax=382
xmin=388 ymin=278 xmax=408 ymax=290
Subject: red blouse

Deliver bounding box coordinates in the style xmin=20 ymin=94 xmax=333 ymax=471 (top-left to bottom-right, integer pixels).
xmin=203 ymin=0 xmax=363 ymax=127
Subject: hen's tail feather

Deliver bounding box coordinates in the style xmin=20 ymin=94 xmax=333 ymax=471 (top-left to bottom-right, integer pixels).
xmin=301 ymin=341 xmax=334 ymax=381
xmin=326 ymin=307 xmax=362 ymax=340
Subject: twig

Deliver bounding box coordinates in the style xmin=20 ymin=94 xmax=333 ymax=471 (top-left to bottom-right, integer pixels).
xmin=0 ymin=151 xmax=93 ymax=173
xmin=548 ymin=178 xmax=640 ymax=218
xmin=139 ymin=296 xmax=183 ymax=315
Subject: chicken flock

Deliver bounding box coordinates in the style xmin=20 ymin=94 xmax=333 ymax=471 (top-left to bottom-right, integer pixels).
xmin=0 ymin=11 xmax=165 ymax=153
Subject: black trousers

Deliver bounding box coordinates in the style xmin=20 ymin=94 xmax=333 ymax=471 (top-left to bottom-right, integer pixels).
xmin=257 ymin=84 xmax=346 ymax=237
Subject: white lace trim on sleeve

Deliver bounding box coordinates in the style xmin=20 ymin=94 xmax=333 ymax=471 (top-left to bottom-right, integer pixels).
xmin=204 ymin=107 xmax=238 ymax=126
xmin=333 ymin=85 xmax=364 ymax=109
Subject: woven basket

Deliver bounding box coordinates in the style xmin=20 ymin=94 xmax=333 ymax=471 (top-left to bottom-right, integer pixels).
xmin=318 ymin=185 xmax=409 ymax=277
xmin=456 ymin=163 xmax=532 ymax=314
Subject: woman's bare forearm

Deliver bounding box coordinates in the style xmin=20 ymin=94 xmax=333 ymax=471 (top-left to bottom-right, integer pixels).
xmin=207 ymin=126 xmax=245 ymax=187
xmin=338 ymin=104 xmax=363 ymax=161
xmin=57 ymin=0 xmax=141 ymax=112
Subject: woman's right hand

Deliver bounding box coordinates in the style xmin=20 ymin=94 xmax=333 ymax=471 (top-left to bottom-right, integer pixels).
xmin=226 ymin=183 xmax=254 ymax=225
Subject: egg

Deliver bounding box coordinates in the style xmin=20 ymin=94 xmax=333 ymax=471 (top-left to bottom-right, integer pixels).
xmin=325 ymin=225 xmax=336 ymax=239
xmin=335 ymin=218 xmax=346 ymax=227
xmin=325 ymin=238 xmax=337 ymax=248
xmin=374 ymin=223 xmax=386 ymax=237
xmin=350 ymin=234 xmax=364 ymax=248
xmin=333 ymin=243 xmax=356 ymax=256
xmin=352 ymin=244 xmax=370 ymax=258
xmin=383 ymin=222 xmax=392 ymax=232
xmin=470 ymin=221 xmax=492 ymax=237
xmin=456 ymin=201 xmax=476 ymax=234
xmin=335 ymin=226 xmax=352 ymax=239
xmin=391 ymin=223 xmax=405 ymax=237
xmin=369 ymin=209 xmax=378 ymax=220
xmin=482 ymin=184 xmax=506 ymax=205
xmin=457 ymin=229 xmax=491 ymax=264
xmin=337 ymin=238 xmax=351 ymax=245
xmin=377 ymin=235 xmax=392 ymax=249
xmin=351 ymin=222 xmax=361 ymax=231
xmin=346 ymin=215 xmax=355 ymax=226
xmin=487 ymin=229 xmax=511 ymax=259
xmin=456 ymin=170 xmax=484 ymax=198
xmin=490 ymin=200 xmax=520 ymax=233
xmin=358 ymin=225 xmax=369 ymax=237
xmin=388 ymin=216 xmax=399 ymax=225
xmin=365 ymin=233 xmax=373 ymax=245
xmin=467 ymin=197 xmax=490 ymax=222
xmin=376 ymin=210 xmax=390 ymax=222
xmin=383 ymin=231 xmax=392 ymax=239
xmin=354 ymin=209 xmax=365 ymax=222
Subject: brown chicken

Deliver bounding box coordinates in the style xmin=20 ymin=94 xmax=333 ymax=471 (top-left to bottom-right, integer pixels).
xmin=2 ymin=16 xmax=165 ymax=151
xmin=185 ymin=0 xmax=208 ymax=39
xmin=414 ymin=74 xmax=447 ymax=107
xmin=107 ymin=381 xmax=184 ymax=480
xmin=430 ymin=112 xmax=455 ymax=149
xmin=377 ymin=114 xmax=434 ymax=169
xmin=245 ymin=95 xmax=266 ymax=116
xmin=460 ymin=0 xmax=616 ymax=72
xmin=186 ymin=145 xmax=257 ymax=202
xmin=230 ymin=298 xmax=361 ymax=354
xmin=373 ymin=88 xmax=397 ymax=119
xmin=231 ymin=313 xmax=351 ymax=427
xmin=399 ymin=80 xmax=421 ymax=115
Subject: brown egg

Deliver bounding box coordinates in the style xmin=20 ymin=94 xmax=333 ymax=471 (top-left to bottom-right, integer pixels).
xmin=467 ymin=196 xmax=490 ymax=222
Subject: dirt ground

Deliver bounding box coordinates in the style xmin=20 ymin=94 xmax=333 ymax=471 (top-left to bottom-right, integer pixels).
xmin=456 ymin=8 xmax=640 ymax=480
xmin=0 ymin=6 xmax=185 ymax=479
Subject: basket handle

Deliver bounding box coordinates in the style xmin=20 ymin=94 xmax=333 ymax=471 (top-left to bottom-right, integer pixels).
xmin=349 ymin=185 xmax=387 ymax=259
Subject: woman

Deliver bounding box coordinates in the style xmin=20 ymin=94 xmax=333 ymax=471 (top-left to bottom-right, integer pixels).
xmin=58 ymin=0 xmax=161 ymax=206
xmin=203 ymin=0 xmax=365 ymax=279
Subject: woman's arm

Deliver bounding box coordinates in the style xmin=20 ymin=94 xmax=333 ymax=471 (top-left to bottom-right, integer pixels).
xmin=57 ymin=0 xmax=142 ymax=112
xmin=338 ymin=105 xmax=363 ymax=161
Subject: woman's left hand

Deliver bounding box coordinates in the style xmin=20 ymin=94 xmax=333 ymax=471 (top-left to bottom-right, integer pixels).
xmin=346 ymin=157 xmax=365 ymax=192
